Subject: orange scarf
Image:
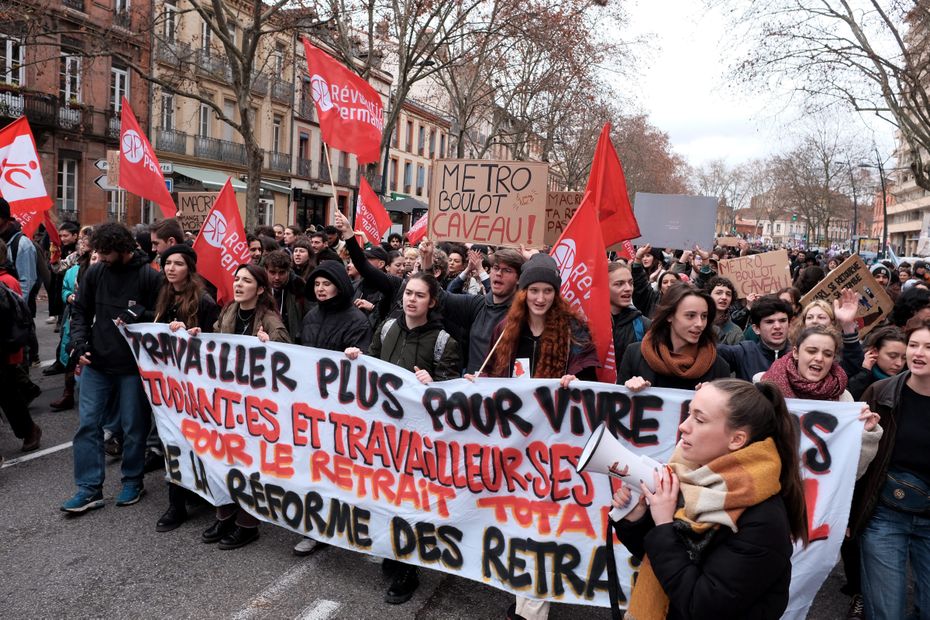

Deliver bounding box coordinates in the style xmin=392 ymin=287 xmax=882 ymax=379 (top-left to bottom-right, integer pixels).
xmin=640 ymin=332 xmax=717 ymax=380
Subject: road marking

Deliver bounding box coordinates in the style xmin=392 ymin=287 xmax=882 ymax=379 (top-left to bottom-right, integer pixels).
xmin=40 ymin=359 xmax=55 ymax=368
xmin=231 ymin=559 xmax=325 ymax=620
xmin=1 ymin=441 xmax=72 ymax=468
xmin=293 ymin=600 xmax=341 ymax=620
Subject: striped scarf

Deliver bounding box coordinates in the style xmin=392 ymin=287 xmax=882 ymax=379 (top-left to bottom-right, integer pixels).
xmin=625 ymin=438 xmax=783 ymax=620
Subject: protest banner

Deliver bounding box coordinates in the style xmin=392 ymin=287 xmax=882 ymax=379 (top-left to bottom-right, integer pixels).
xmin=717 ymin=249 xmax=793 ymax=298
xmin=632 ymin=193 xmax=717 ymax=250
xmin=428 ymin=159 xmax=548 ymax=247
xmin=800 ymin=254 xmax=893 ymax=335
xmin=716 ymin=236 xmax=741 ymax=247
xmin=123 ymin=323 xmax=863 ymax=618
xmin=177 ymin=192 xmax=218 ymax=233
xmin=545 ymin=191 xmax=584 ymax=246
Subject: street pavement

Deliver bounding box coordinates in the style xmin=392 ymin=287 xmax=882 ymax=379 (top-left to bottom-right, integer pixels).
xmin=0 ymin=301 xmax=851 ymax=619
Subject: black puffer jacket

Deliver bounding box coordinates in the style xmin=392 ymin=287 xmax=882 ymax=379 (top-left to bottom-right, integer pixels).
xmin=616 ymin=495 xmax=794 ymax=620
xmin=612 ymin=305 xmax=650 ymax=370
xmin=300 ymin=260 xmax=372 ymax=352
xmin=370 ymin=316 xmax=461 ymax=380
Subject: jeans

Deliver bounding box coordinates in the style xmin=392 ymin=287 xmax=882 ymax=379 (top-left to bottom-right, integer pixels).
xmin=72 ymin=366 xmax=150 ymax=493
xmin=860 ymin=503 xmax=930 ymax=620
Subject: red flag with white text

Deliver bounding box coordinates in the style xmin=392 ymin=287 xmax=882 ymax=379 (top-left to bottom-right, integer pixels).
xmin=585 ymin=123 xmax=640 ymax=247
xmin=119 ymin=97 xmax=176 ymax=218
xmin=355 ymin=178 xmax=392 ymax=244
xmin=192 ymin=180 xmax=250 ymax=305
xmin=551 ymin=192 xmax=616 ymax=383
xmin=406 ymin=212 xmax=428 ymax=245
xmin=303 ymin=39 xmax=384 ymax=164
xmin=0 ymin=117 xmax=53 ymax=216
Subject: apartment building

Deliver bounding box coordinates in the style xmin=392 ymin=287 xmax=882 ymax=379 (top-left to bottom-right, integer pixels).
xmin=888 ymin=147 xmax=929 ymax=255
xmin=0 ymin=0 xmax=150 ymax=226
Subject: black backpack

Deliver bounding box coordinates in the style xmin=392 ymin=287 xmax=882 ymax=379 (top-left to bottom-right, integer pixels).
xmin=0 ymin=282 xmax=31 ymax=353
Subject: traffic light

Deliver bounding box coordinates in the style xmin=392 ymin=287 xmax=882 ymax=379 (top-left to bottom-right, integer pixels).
xmin=791 ymin=214 xmax=798 ymax=222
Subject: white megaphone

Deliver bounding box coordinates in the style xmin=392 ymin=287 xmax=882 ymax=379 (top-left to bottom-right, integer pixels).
xmin=576 ymin=423 xmax=662 ymax=521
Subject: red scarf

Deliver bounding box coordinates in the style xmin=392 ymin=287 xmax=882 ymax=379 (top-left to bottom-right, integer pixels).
xmin=762 ymin=352 xmax=847 ymax=400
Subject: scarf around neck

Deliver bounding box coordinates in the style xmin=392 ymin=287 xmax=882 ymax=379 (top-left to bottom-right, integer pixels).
xmin=625 ymin=438 xmax=783 ymax=620
xmin=762 ymin=352 xmax=847 ymax=400
xmin=640 ymin=332 xmax=717 ymax=380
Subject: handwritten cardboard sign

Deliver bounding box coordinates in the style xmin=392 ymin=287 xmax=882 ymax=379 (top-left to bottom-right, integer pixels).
xmin=428 ymin=159 xmax=549 ymax=248
xmin=632 ymin=193 xmax=717 ymax=250
xmin=717 ymin=249 xmax=792 ymax=298
xmin=544 ymin=191 xmax=584 ymax=246
xmin=800 ymin=255 xmax=893 ymax=336
xmin=716 ymin=236 xmax=741 ymax=247
xmin=178 ymin=192 xmax=219 ymax=233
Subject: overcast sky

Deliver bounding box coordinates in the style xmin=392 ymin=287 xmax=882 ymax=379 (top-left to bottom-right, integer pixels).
xmin=614 ymin=0 xmax=897 ymax=168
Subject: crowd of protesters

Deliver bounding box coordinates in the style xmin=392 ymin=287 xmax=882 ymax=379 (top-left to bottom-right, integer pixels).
xmin=2 ymin=194 xmax=930 ymax=619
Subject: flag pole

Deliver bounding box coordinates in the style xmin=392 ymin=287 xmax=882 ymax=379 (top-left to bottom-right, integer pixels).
xmin=323 ymin=142 xmax=340 ymax=225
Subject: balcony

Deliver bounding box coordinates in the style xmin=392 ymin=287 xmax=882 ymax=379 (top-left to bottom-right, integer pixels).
xmin=105 ymin=109 xmax=120 ymax=139
xmin=195 ymin=136 xmax=247 ymax=165
xmin=297 ymin=98 xmax=314 ymax=120
xmin=297 ymin=157 xmax=312 ymax=177
xmin=318 ymin=160 xmax=331 ymax=183
xmin=156 ymin=129 xmax=188 ymax=155
xmin=113 ymin=9 xmax=131 ymax=29
xmin=196 ymin=50 xmax=230 ymax=81
xmin=157 ymin=40 xmax=192 ymax=66
xmin=267 ymin=151 xmax=290 ymax=173
xmin=63 ymin=0 xmax=84 ymax=10
xmin=338 ymin=166 xmax=351 ymax=186
xmin=271 ymin=79 xmax=292 ymax=104
xmin=251 ymin=73 xmax=269 ymax=96
xmin=0 ymin=91 xmax=25 ymax=119
xmin=58 ymin=105 xmax=83 ymax=131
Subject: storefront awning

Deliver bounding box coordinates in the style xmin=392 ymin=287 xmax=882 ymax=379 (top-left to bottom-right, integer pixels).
xmin=173 ymin=164 xmax=247 ymax=191
xmin=260 ymin=180 xmax=292 ymax=194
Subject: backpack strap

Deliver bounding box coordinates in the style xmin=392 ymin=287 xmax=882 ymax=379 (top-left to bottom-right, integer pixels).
xmin=433 ymin=330 xmax=450 ymax=365
xmin=379 ymin=318 xmax=400 ymax=359
xmin=8 ymin=232 xmax=22 ymax=265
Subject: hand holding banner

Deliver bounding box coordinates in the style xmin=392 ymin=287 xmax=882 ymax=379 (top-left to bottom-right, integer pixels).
xmin=119 ymin=97 xmax=177 ymax=218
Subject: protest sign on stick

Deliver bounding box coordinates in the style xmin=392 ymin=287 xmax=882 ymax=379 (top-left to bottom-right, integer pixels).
xmin=800 ymin=255 xmax=893 ymax=335
xmin=632 ymin=193 xmax=717 ymax=250
xmin=717 ymin=249 xmax=793 ymax=298
xmin=177 ymin=192 xmax=218 ymax=233
xmin=544 ymin=191 xmax=584 ymax=245
xmin=428 ymin=159 xmax=548 ymax=247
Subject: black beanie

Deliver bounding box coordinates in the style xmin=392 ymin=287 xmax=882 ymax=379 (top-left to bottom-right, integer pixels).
xmin=518 ymin=253 xmax=561 ymax=290
xmin=160 ymin=243 xmax=198 ymax=270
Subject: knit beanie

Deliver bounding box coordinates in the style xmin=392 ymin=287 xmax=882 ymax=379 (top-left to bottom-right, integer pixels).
xmin=518 ymin=253 xmax=561 ymax=290
xmin=160 ymin=243 xmax=198 ymax=270
xmin=870 ymin=263 xmax=891 ymax=278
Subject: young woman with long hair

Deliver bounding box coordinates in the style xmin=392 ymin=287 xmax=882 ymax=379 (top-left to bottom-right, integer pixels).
xmin=612 ymin=379 xmax=808 ymax=619
xmin=620 ymin=284 xmax=730 ymax=391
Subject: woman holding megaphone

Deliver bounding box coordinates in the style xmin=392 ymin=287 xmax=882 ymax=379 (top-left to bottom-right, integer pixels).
xmin=611 ymin=379 xmax=808 ymax=620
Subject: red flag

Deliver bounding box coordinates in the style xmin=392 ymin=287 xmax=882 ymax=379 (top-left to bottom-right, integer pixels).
xmin=406 ymin=212 xmax=428 ymax=245
xmin=303 ymin=39 xmax=383 ymax=164
xmin=551 ymin=192 xmax=616 ymax=383
xmin=0 ymin=117 xmax=53 ymax=215
xmin=119 ymin=97 xmax=176 ymax=218
xmin=584 ymin=123 xmax=640 ymax=247
xmin=355 ymin=178 xmax=392 ymax=244
xmin=192 ymin=180 xmax=251 ymax=305
xmin=43 ymin=210 xmax=61 ymax=248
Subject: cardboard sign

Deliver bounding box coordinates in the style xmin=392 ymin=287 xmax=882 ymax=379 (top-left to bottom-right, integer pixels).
xmin=800 ymin=255 xmax=893 ymax=335
xmin=428 ymin=159 xmax=549 ymax=247
xmin=716 ymin=236 xmax=741 ymax=247
xmin=632 ymin=193 xmax=717 ymax=250
xmin=106 ymin=149 xmax=120 ymax=187
xmin=717 ymin=249 xmax=792 ymax=298
xmin=177 ymin=191 xmax=219 ymax=232
xmin=545 ymin=191 xmax=584 ymax=245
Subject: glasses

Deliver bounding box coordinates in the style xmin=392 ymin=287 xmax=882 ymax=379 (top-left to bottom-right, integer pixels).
xmin=491 ymin=265 xmax=517 ymax=276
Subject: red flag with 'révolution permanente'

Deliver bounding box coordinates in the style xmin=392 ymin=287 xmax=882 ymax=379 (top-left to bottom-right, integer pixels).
xmin=551 ymin=192 xmax=616 ymax=383
xmin=355 ymin=178 xmax=393 ymax=243
xmin=193 ymin=179 xmax=251 ymax=305
xmin=119 ymin=97 xmax=176 ymax=218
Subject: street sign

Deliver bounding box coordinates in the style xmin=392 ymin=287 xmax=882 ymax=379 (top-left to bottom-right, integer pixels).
xmin=161 ymin=162 xmax=173 ymax=174
xmin=95 ymin=159 xmax=108 ymax=170
xmin=165 ymin=178 xmax=174 ymax=192
xmin=94 ymin=174 xmax=120 ymax=191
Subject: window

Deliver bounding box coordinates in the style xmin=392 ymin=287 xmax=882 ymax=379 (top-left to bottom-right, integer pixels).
xmin=273 ymin=44 xmax=286 ymax=75
xmin=222 ymin=99 xmax=235 ymax=141
xmin=418 ymin=126 xmax=425 ymax=156
xmin=198 ymin=103 xmax=211 ymax=137
xmin=201 ymin=18 xmax=212 ymax=52
xmin=416 ymin=164 xmax=425 ymax=195
xmin=775 ymin=223 xmax=782 ymax=233
xmin=405 ymin=121 xmax=414 ymax=152
xmin=160 ymin=93 xmax=174 ymax=130
xmin=163 ymin=2 xmax=177 ymax=42
xmin=59 ymin=55 xmax=81 ymax=102
xmin=439 ymin=134 xmax=446 ymax=158
xmin=107 ymin=189 xmax=124 ymax=221
xmin=57 ymin=159 xmax=78 ymax=216
xmin=110 ymin=67 xmax=128 ymax=111
xmin=392 ymin=123 xmax=399 ymax=148
xmin=272 ymin=115 xmax=282 ymax=152
xmin=298 ymin=133 xmax=309 ymax=158
xmin=403 ymin=162 xmax=412 ymax=194
xmin=429 ymin=130 xmax=436 ymax=158
xmin=389 ymin=158 xmax=398 ymax=191
xmin=115 ymin=0 xmax=129 ymax=12
xmin=0 ymin=37 xmax=24 ymax=86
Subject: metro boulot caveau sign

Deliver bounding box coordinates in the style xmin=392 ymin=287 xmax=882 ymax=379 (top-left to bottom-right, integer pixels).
xmin=124 ymin=322 xmax=865 ymax=619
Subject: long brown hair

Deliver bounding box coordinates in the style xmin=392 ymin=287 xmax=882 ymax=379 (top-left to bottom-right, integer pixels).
xmin=490 ymin=289 xmax=587 ymax=378
xmin=154 ymin=253 xmax=205 ymax=327
xmin=711 ymin=378 xmax=809 ymax=545
xmin=646 ymin=284 xmax=717 ymax=353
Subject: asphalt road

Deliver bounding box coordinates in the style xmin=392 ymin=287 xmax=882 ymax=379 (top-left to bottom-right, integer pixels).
xmin=0 ymin=301 xmax=851 ymax=619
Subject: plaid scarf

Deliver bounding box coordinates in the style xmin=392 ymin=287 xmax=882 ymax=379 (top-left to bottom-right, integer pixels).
xmin=762 ymin=352 xmax=847 ymax=400
xmin=625 ymin=438 xmax=783 ymax=620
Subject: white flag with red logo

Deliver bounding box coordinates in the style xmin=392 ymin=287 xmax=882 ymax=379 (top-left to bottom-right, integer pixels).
xmin=0 ymin=117 xmax=53 ymax=217
xmin=406 ymin=212 xmax=428 ymax=245
xmin=551 ymin=192 xmax=616 ymax=383
xmin=119 ymin=97 xmax=176 ymax=218
xmin=193 ymin=179 xmax=251 ymax=305
xmin=355 ymin=178 xmax=392 ymax=244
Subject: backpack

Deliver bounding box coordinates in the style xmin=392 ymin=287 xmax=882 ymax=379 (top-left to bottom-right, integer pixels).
xmin=0 ymin=282 xmax=32 ymax=353
xmin=379 ymin=318 xmax=450 ymax=367
xmin=9 ymin=231 xmax=51 ymax=293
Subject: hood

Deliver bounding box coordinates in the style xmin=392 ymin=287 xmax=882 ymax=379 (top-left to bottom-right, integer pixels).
xmin=107 ymin=249 xmax=153 ymax=272
xmin=308 ymin=259 xmax=354 ymax=310
xmin=612 ymin=304 xmax=643 ymax=327
xmin=401 ymin=315 xmax=445 ymax=334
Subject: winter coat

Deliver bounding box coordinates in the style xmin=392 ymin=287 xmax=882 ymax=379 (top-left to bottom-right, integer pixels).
xmin=353 ymin=277 xmax=386 ymax=331
xmin=157 ymin=291 xmax=221 ymax=333
xmin=69 ymin=250 xmax=162 ymax=374
xmin=631 ymin=261 xmax=661 ymax=318
xmin=718 ymin=340 xmax=791 ymax=382
xmin=619 ymin=342 xmax=731 ymax=390
xmin=58 ymin=263 xmax=79 ymax=366
xmin=612 ymin=306 xmax=650 ymax=371
xmin=615 ymin=495 xmax=793 ymax=620
xmin=370 ymin=316 xmax=461 ymax=380
xmin=215 ymin=303 xmax=290 ymax=343
xmin=486 ymin=317 xmax=599 ymax=379
xmin=300 ymin=260 xmax=372 ymax=352
xmin=439 ymin=288 xmax=515 ymax=373
xmin=715 ymin=319 xmax=744 ymax=345
xmin=0 ymin=268 xmax=24 ymax=365
xmin=273 ymin=272 xmax=307 ymax=343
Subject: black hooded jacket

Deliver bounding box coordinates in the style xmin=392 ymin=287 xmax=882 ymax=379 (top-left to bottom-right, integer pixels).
xmin=612 ymin=305 xmax=650 ymax=369
xmin=300 ymin=260 xmax=373 ymax=352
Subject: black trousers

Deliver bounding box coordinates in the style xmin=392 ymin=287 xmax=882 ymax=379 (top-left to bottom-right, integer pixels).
xmin=0 ymin=363 xmax=35 ymax=438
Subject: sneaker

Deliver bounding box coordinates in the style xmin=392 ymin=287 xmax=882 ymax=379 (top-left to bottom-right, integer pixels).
xmin=61 ymin=490 xmax=105 ymax=513
xmin=384 ymin=565 xmax=419 ymax=604
xmin=45 ymin=316 xmax=57 ymax=324
xmin=104 ymin=435 xmax=123 ymax=457
xmin=293 ymin=537 xmax=318 ymax=556
xmin=847 ymin=594 xmax=864 ymax=620
xmin=42 ymin=361 xmax=66 ymax=376
xmin=30 ymin=359 xmax=41 ymax=368
xmin=115 ymin=483 xmax=145 ymax=506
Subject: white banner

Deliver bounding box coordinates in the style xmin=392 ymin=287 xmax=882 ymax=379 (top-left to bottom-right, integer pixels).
xmin=123 ymin=324 xmax=863 ymax=616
